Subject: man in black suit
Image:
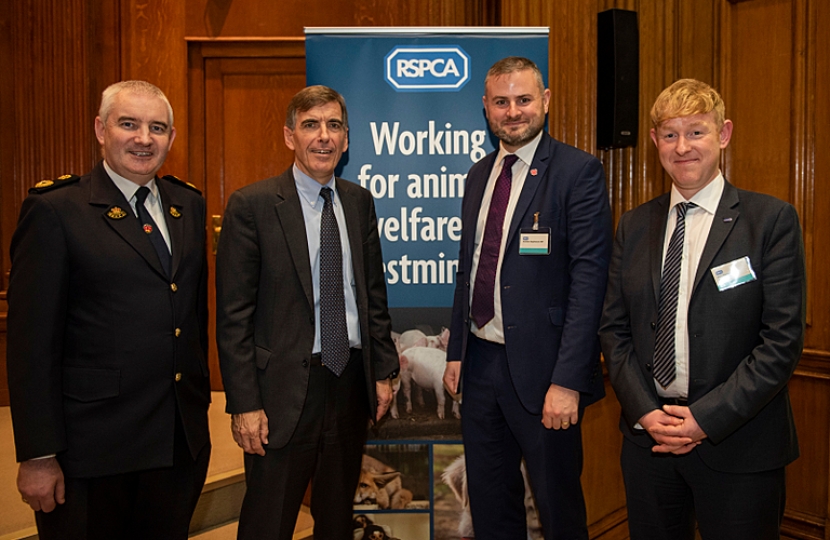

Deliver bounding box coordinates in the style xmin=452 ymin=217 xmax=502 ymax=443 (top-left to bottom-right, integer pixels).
xmin=216 ymin=85 xmax=399 ymax=540
xmin=7 ymin=80 xmax=211 ymax=539
xmin=443 ymin=56 xmax=612 ymax=539
xmin=599 ymin=79 xmax=805 ymax=539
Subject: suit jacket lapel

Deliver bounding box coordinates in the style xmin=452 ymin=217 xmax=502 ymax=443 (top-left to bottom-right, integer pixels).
xmin=273 ymin=171 xmax=314 ymax=312
xmin=338 ymin=179 xmax=367 ymax=309
xmin=89 ymin=162 xmax=167 ymax=279
xmin=157 ymin=179 xmax=184 ymax=279
xmin=692 ymin=181 xmax=739 ymax=296
xmin=464 ymin=153 xmax=496 ymax=267
xmin=506 ymin=136 xmax=552 ymax=248
xmin=650 ymin=195 xmax=671 ymax=305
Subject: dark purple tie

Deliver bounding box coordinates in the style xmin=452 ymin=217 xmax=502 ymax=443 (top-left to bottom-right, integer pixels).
xmin=470 ymin=154 xmax=518 ymax=328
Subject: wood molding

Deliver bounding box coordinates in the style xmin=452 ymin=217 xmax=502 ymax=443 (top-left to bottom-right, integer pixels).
xmin=186 ymin=37 xmax=306 ymax=59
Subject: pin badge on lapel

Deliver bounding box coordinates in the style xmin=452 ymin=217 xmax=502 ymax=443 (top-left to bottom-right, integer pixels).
xmin=107 ymin=206 xmax=128 ymax=219
xmin=723 ymin=217 xmax=733 ymax=222
xmin=169 ymin=207 xmax=182 ymax=218
xmin=143 ymin=224 xmax=154 ymax=234
xmin=530 ymin=169 xmax=538 ymax=176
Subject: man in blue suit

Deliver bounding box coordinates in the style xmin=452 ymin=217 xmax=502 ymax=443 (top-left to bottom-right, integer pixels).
xmin=443 ymin=56 xmax=612 ymax=539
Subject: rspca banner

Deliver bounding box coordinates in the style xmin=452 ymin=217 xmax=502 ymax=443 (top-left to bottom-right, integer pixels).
xmin=306 ymin=28 xmax=549 ymax=311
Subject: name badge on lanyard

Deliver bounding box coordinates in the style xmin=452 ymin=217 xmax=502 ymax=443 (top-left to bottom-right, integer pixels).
xmin=519 ymin=212 xmax=551 ymax=255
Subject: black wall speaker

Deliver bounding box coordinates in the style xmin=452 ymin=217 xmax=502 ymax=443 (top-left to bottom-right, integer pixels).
xmin=597 ymin=9 xmax=639 ymax=149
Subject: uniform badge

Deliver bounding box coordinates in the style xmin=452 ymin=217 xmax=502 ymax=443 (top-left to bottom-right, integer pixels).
xmin=169 ymin=207 xmax=182 ymax=218
xmin=35 ymin=180 xmax=54 ymax=188
xmin=107 ymin=206 xmax=128 ymax=219
xmin=143 ymin=224 xmax=154 ymax=234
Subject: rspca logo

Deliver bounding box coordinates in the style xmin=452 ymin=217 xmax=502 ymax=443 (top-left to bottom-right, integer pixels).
xmin=385 ymin=46 xmax=471 ymax=92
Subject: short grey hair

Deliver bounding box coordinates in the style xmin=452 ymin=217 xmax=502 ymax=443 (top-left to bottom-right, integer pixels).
xmin=99 ymin=80 xmax=174 ymax=126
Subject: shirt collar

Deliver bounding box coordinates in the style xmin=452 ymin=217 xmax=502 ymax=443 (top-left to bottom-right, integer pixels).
xmin=103 ymin=160 xmax=159 ymax=202
xmin=497 ymin=129 xmax=544 ymax=167
xmin=293 ymin=164 xmax=336 ymax=208
xmin=669 ymin=172 xmax=724 ymax=216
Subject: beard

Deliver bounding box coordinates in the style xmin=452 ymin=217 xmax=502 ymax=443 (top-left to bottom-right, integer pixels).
xmin=488 ymin=113 xmax=546 ymax=148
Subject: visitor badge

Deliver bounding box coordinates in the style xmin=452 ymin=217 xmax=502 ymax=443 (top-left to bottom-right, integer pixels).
xmin=519 ymin=229 xmax=550 ymax=255
xmin=710 ymin=256 xmax=756 ymax=291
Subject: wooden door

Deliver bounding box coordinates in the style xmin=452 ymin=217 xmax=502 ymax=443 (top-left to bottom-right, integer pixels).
xmin=189 ymin=40 xmax=306 ymax=389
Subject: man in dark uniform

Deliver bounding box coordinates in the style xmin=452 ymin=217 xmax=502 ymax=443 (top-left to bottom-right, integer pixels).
xmin=7 ymin=80 xmax=211 ymax=540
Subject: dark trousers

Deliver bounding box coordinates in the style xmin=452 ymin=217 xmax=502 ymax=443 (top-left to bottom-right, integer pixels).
xmin=461 ymin=334 xmax=588 ymax=540
xmin=237 ymin=348 xmax=369 ymax=540
xmin=35 ymin=414 xmax=210 ymax=540
xmin=621 ymin=437 xmax=786 ymax=540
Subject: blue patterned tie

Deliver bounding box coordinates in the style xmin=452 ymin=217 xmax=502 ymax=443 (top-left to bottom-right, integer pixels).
xmin=653 ymin=202 xmax=695 ymax=387
xmin=135 ymin=186 xmax=171 ymax=278
xmin=470 ymin=154 xmax=518 ymax=328
xmin=319 ymin=187 xmax=350 ymax=376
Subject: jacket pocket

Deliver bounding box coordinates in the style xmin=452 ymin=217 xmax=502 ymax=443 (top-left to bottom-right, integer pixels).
xmin=548 ymin=307 xmax=565 ymax=326
xmin=62 ymin=367 xmax=120 ymax=402
xmin=255 ymin=346 xmax=272 ymax=370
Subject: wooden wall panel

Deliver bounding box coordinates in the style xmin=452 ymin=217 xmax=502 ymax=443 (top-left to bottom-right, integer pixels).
xmin=786 ymin=367 xmax=830 ymax=539
xmin=721 ymin=0 xmax=793 ymax=202
xmin=0 ymin=0 xmax=121 ymax=407
xmin=186 ymin=0 xmax=475 ymax=38
xmin=121 ymin=0 xmax=190 ymax=181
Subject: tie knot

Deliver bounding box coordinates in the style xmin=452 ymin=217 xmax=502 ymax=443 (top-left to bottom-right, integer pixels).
xmin=320 ymin=187 xmax=334 ymax=205
xmin=135 ymin=186 xmax=151 ymax=205
xmin=676 ymin=201 xmax=696 ymax=218
xmin=503 ymin=154 xmax=519 ymax=169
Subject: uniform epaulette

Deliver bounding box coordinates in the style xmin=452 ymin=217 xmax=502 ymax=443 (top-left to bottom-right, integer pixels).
xmin=29 ymin=174 xmax=80 ymax=194
xmin=161 ymin=174 xmax=201 ymax=195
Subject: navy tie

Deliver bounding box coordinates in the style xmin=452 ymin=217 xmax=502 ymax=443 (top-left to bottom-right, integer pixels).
xmin=470 ymin=154 xmax=518 ymax=328
xmin=135 ymin=186 xmax=171 ymax=278
xmin=319 ymin=187 xmax=350 ymax=376
xmin=653 ymin=202 xmax=695 ymax=387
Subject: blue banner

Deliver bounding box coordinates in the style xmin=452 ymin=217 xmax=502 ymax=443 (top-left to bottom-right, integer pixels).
xmin=306 ymin=29 xmax=549 ymax=309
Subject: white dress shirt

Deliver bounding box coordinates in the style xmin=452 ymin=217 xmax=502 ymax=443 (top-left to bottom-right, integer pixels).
xmin=293 ymin=165 xmax=362 ymax=353
xmin=657 ymin=173 xmax=725 ymax=398
xmin=104 ymin=161 xmax=172 ymax=253
xmin=470 ymin=130 xmax=544 ymax=344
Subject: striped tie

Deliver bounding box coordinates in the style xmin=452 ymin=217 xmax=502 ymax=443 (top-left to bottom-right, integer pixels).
xmin=653 ymin=202 xmax=695 ymax=387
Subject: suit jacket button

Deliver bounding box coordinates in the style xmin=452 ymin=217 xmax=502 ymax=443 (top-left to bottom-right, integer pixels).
xmin=170 ymin=283 xmax=178 ymax=292
xmin=650 ymin=322 xmax=656 ymax=329
xmin=175 ymin=372 xmax=182 ymax=382
xmin=645 ymin=363 xmax=652 ymax=371
xmin=175 ymin=328 xmax=182 ymax=337
xmin=302 ymin=359 xmax=308 ymax=367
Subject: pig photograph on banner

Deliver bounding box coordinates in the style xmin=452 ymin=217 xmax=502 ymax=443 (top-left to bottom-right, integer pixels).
xmin=374 ymin=326 xmax=461 ymax=440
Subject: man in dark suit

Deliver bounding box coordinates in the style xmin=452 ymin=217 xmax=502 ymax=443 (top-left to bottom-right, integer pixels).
xmin=599 ymin=79 xmax=805 ymax=539
xmin=443 ymin=57 xmax=612 ymax=539
xmin=216 ymin=85 xmax=399 ymax=540
xmin=7 ymin=80 xmax=211 ymax=540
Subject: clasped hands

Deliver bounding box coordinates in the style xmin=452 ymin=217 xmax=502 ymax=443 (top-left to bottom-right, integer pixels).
xmin=639 ymin=405 xmax=707 ymax=454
